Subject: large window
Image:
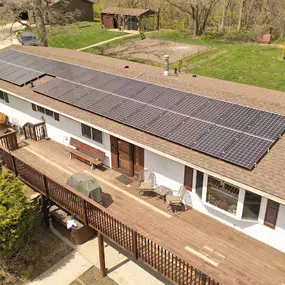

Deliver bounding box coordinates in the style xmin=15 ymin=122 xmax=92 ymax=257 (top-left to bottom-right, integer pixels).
xmin=32 ymin=103 xmax=60 ymax=121
xmin=207 ymin=176 xmax=239 ymax=215
xmin=242 ymin=191 xmax=261 ymax=220
xmin=81 ymin=124 xmax=102 ymax=144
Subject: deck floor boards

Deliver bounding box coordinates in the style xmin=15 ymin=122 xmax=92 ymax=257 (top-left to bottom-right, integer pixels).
xmin=10 ymin=138 xmax=285 ymax=285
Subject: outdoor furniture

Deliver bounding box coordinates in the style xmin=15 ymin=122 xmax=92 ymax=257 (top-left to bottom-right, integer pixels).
xmin=166 ymin=185 xmax=187 ymax=213
xmin=66 ymin=137 xmax=105 ymax=170
xmin=154 ymin=185 xmax=172 ymax=202
xmin=137 ymin=169 xmax=156 ymax=197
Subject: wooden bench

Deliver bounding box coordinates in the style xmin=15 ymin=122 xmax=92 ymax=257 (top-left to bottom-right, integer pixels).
xmin=65 ymin=137 xmax=105 ymax=170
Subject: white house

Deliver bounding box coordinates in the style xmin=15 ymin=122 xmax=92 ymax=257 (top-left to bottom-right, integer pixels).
xmin=0 ymin=46 xmax=284 ymax=257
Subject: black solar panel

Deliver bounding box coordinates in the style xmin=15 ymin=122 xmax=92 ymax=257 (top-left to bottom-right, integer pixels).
xmin=167 ymin=118 xmax=212 ymax=147
xmin=0 ymin=61 xmax=44 ymax=86
xmin=220 ymin=134 xmax=274 ymax=169
xmin=1 ymin=49 xmax=285 ymax=169
xmin=146 ymin=112 xmax=185 ymax=137
xmin=192 ymin=126 xmax=241 ymax=157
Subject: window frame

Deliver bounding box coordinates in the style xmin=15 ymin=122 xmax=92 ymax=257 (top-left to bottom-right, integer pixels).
xmin=37 ymin=105 xmax=45 ymax=113
xmin=92 ymin=127 xmax=103 ymax=144
xmin=45 ymin=108 xmax=54 ymax=117
xmin=32 ymin=103 xmax=37 ymax=111
xmin=81 ymin=123 xmax=91 ymax=139
xmin=0 ymin=91 xmax=9 ymax=103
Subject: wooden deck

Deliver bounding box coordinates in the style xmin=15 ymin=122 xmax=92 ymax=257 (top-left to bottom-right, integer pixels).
xmin=3 ymin=138 xmax=285 ymax=285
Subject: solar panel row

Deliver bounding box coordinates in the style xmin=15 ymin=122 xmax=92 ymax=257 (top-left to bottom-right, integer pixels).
xmin=1 ymin=49 xmax=284 ymax=169
xmin=0 ymin=60 xmax=44 ymax=86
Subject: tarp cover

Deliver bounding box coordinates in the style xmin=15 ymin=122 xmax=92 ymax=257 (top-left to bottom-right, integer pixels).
xmin=67 ymin=173 xmax=103 ymax=204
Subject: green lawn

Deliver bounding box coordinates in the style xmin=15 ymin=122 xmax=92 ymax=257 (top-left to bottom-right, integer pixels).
xmin=152 ymin=31 xmax=285 ymax=92
xmin=86 ymin=29 xmax=285 ymax=92
xmin=47 ymin=21 xmax=127 ymax=50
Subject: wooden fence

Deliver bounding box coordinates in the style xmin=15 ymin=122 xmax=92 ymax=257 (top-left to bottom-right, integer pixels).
xmin=0 ymin=147 xmax=221 ymax=285
xmin=23 ymin=122 xmax=46 ymax=141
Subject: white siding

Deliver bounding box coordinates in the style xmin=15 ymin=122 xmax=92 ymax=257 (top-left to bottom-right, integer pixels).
xmin=144 ymin=150 xmax=184 ymax=190
xmin=0 ymin=94 xmax=111 ymax=166
xmin=1 ymin=91 xmax=285 ymax=253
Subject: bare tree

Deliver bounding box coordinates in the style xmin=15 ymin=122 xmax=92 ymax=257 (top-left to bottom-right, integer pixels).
xmin=165 ymin=0 xmax=219 ymax=36
xmin=0 ymin=0 xmax=82 ymax=47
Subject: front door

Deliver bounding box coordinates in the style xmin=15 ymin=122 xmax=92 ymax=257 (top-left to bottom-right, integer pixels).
xmin=111 ymin=136 xmax=134 ymax=176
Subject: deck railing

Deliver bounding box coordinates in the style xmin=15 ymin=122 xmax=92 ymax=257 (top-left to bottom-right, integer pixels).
xmin=0 ymin=147 xmax=221 ymax=285
xmin=0 ymin=128 xmax=18 ymax=150
xmin=23 ymin=122 xmax=46 ymax=141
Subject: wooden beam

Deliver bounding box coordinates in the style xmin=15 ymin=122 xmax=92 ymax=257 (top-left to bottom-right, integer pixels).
xmin=98 ymin=232 xmax=106 ymax=277
xmin=41 ymin=194 xmax=50 ymax=227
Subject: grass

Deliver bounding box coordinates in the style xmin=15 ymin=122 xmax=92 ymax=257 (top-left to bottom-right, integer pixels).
xmin=85 ymin=29 xmax=285 ymax=92
xmin=47 ymin=21 xmax=128 ymax=50
xmin=154 ymin=30 xmax=285 ymax=91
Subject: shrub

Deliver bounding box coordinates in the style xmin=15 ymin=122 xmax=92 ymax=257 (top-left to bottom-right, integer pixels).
xmin=0 ymin=167 xmax=34 ymax=258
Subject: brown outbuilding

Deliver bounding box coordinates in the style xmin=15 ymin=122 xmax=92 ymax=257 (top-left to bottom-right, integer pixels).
xmin=100 ymin=7 xmax=159 ymax=32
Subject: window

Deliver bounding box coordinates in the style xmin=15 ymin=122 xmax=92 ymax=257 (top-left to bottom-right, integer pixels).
xmin=195 ymin=171 xmax=203 ymax=198
xmin=264 ymin=200 xmax=279 ymax=229
xmin=81 ymin=124 xmax=103 ymax=143
xmin=54 ymin=112 xmax=60 ymax=121
xmin=45 ymin=109 xmax=54 ymax=117
xmin=81 ymin=124 xmax=91 ymax=139
xmin=32 ymin=103 xmax=37 ymax=111
xmin=207 ymin=176 xmax=239 ymax=215
xmin=92 ymin=127 xmax=103 ymax=143
xmin=0 ymin=91 xmax=9 ymax=103
xmin=242 ymin=191 xmax=262 ymax=220
xmin=37 ymin=105 xmax=45 ymax=113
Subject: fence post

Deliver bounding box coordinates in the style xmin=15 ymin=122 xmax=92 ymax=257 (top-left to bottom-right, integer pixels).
xmin=10 ymin=154 xmax=17 ymax=176
xmin=132 ymin=230 xmax=138 ymax=260
xmin=98 ymin=232 xmax=106 ymax=277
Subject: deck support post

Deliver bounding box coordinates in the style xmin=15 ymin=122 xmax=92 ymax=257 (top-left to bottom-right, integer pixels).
xmin=98 ymin=232 xmax=106 ymax=277
xmin=40 ymin=194 xmax=50 ymax=227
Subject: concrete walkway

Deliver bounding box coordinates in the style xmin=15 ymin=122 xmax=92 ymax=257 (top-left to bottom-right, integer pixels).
xmin=76 ymin=33 xmax=138 ymax=52
xmin=29 ymin=230 xmax=169 ymax=285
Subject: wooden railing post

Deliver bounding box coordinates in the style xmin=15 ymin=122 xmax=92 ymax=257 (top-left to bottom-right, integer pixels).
xmin=83 ymin=200 xmax=88 ymax=225
xmin=132 ymin=230 xmax=138 ymax=260
xmin=98 ymin=232 xmax=106 ymax=277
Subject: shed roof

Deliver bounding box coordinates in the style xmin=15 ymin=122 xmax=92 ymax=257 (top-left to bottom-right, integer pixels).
xmin=101 ymin=7 xmax=156 ymax=16
xmin=1 ymin=45 xmax=285 ymax=203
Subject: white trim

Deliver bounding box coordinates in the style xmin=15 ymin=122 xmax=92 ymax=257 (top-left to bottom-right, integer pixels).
xmin=236 ymin=188 xmax=246 ymax=219
xmin=258 ymin=197 xmax=268 ymax=224
xmin=192 ymin=169 xmax=197 ymax=193
xmin=202 ymin=173 xmax=208 ymax=202
xmin=1 ymin=87 xmax=285 ymax=205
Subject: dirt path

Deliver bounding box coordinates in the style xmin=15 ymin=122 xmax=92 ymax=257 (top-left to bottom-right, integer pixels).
xmin=76 ymin=33 xmax=138 ymax=52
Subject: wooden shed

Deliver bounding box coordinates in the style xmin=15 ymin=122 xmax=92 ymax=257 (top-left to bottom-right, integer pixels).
xmin=101 ymin=7 xmax=159 ymax=32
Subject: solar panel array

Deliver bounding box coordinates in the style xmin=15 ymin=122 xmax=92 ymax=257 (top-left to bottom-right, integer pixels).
xmin=1 ymin=49 xmax=285 ymax=169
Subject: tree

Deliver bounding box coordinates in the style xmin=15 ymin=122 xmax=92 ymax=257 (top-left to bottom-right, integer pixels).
xmin=0 ymin=167 xmax=34 ymax=258
xmin=165 ymin=0 xmax=219 ymax=36
xmin=0 ymin=0 xmax=82 ymax=47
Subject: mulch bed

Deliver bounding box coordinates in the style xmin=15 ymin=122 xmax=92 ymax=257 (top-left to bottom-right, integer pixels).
xmin=0 ymin=212 xmax=73 ymax=285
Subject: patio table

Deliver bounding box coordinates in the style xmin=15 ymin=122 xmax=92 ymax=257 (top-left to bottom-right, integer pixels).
xmin=154 ymin=185 xmax=172 ymax=202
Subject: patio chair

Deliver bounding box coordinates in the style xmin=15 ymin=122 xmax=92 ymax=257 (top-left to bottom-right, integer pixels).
xmin=166 ymin=185 xmax=187 ymax=213
xmin=137 ymin=169 xmax=156 ymax=198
